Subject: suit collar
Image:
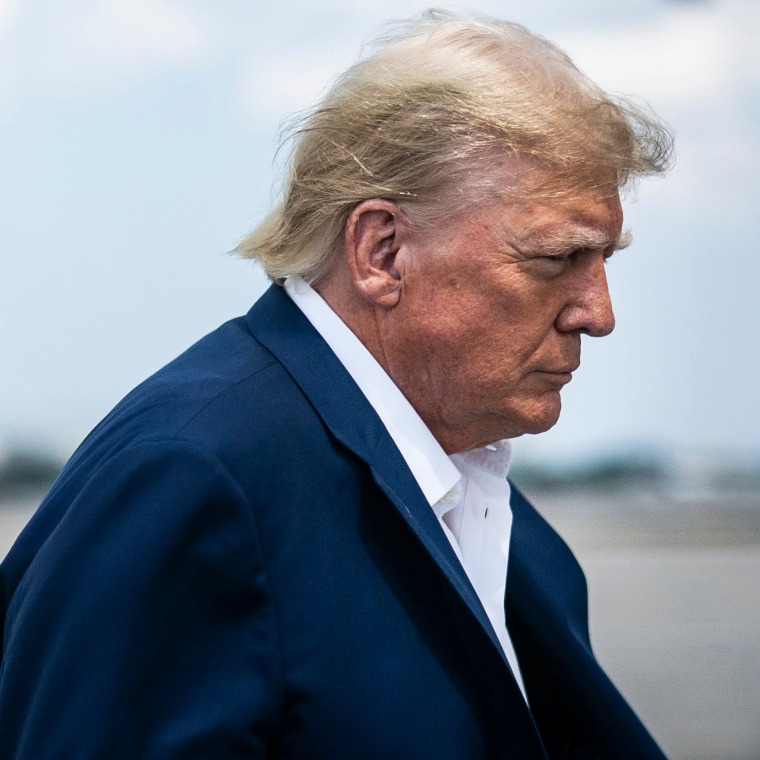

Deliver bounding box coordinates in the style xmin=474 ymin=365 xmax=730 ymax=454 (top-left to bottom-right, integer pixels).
xmin=283 ymin=276 xmax=460 ymax=507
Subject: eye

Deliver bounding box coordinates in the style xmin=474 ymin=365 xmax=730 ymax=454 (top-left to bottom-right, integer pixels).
xmin=534 ymin=250 xmax=578 ymax=275
xmin=539 ymin=256 xmax=569 ymax=268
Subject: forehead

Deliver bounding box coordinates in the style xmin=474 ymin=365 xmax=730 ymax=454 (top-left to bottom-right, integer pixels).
xmin=426 ymin=185 xmax=624 ymax=259
xmin=507 ymin=190 xmax=624 ymax=248
xmin=435 ymin=156 xmax=625 ymax=249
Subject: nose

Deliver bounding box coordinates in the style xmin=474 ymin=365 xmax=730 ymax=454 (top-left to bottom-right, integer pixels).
xmin=554 ymin=253 xmax=616 ymax=337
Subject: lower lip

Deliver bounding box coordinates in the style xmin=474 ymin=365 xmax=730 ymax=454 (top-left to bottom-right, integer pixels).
xmin=538 ymin=371 xmax=574 ymax=383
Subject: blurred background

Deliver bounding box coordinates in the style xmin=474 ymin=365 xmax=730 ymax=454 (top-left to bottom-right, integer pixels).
xmin=1 ymin=0 xmax=758 ymax=757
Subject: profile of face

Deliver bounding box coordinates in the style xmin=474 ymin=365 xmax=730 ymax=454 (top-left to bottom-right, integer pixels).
xmin=346 ymin=175 xmax=625 ymax=454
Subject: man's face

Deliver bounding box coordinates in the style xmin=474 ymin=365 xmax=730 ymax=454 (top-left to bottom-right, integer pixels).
xmin=380 ymin=184 xmax=624 ymax=453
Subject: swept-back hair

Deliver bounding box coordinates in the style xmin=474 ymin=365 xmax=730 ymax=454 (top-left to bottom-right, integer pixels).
xmin=238 ymin=10 xmax=673 ymax=283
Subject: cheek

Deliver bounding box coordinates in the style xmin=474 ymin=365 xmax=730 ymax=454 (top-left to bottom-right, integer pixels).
xmin=479 ymin=320 xmax=549 ymax=367
xmin=407 ymin=272 xmax=552 ymax=366
xmin=457 ymin=347 xmax=526 ymax=392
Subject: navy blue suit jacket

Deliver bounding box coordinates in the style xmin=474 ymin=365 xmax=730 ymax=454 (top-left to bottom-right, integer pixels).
xmin=0 ymin=285 xmax=666 ymax=759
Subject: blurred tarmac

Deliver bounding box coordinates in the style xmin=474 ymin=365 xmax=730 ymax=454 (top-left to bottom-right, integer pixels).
xmin=2 ymin=486 xmax=759 ymax=760
xmin=529 ymin=488 xmax=760 ymax=760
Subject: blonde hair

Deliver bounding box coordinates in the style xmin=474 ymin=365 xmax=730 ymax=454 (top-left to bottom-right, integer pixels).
xmin=238 ymin=10 xmax=673 ymax=283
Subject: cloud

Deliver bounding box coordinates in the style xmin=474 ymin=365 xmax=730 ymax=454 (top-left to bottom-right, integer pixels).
xmin=0 ymin=0 xmax=17 ymax=33
xmin=557 ymin=0 xmax=760 ymax=106
xmin=0 ymin=0 xmax=222 ymax=118
xmin=233 ymin=44 xmax=353 ymax=127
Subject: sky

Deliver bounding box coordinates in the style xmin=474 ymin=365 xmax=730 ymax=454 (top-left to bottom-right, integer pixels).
xmin=1 ymin=0 xmax=759 ymax=466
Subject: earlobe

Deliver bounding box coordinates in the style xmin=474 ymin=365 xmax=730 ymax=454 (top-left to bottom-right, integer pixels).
xmin=345 ymin=200 xmax=406 ymax=309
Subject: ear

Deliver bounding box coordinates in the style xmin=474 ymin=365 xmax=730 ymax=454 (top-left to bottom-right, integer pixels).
xmin=344 ymin=199 xmax=408 ymax=309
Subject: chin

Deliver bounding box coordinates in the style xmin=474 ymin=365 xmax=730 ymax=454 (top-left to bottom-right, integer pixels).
xmin=516 ymin=396 xmax=562 ymax=436
xmin=520 ymin=417 xmax=559 ymax=436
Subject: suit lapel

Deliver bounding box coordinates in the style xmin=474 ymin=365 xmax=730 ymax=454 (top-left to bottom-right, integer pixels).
xmin=247 ymin=285 xmax=512 ymax=664
xmin=506 ymin=484 xmax=592 ymax=654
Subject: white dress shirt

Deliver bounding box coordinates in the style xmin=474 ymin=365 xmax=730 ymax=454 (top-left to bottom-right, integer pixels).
xmin=284 ymin=277 xmax=527 ymax=701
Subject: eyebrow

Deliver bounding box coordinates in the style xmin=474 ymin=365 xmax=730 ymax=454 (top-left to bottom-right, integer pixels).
xmin=528 ymin=228 xmax=633 ymax=257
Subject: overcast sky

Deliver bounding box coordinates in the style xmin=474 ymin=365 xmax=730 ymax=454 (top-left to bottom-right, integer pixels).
xmin=1 ymin=0 xmax=759 ymax=465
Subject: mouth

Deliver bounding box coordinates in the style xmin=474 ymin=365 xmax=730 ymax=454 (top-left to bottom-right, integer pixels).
xmin=536 ymin=365 xmax=579 ymax=384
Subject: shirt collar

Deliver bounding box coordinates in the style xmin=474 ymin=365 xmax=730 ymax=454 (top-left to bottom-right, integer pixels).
xmin=451 ymin=438 xmax=513 ymax=482
xmin=284 ymin=276 xmax=460 ymax=506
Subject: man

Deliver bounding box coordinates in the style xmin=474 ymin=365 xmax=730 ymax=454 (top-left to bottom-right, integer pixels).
xmin=0 ymin=11 xmax=672 ymax=759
